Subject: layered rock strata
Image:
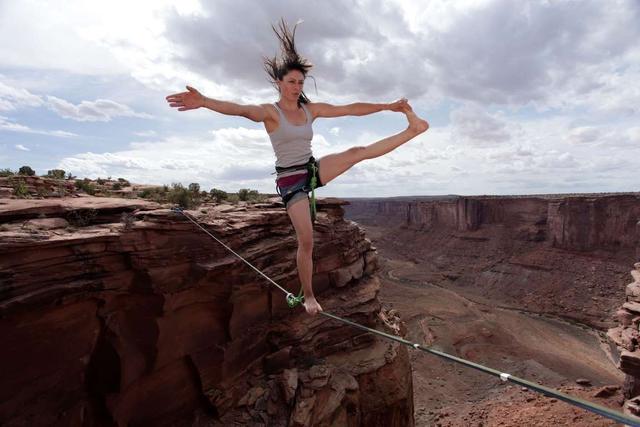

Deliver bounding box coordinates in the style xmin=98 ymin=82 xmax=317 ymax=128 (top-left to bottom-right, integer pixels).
xmin=607 ymin=219 xmax=640 ymax=416
xmin=345 ymin=194 xmax=640 ymax=328
xmin=0 ymin=196 xmax=413 ymax=426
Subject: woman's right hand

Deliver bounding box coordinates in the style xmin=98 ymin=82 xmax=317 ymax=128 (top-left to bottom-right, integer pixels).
xmin=166 ymin=85 xmax=205 ymax=111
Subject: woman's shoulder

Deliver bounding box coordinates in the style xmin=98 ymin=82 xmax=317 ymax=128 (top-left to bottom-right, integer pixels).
xmin=261 ymin=103 xmax=280 ymax=120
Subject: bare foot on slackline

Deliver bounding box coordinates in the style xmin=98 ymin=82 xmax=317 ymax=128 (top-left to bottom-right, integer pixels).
xmin=303 ymin=296 xmax=323 ymax=316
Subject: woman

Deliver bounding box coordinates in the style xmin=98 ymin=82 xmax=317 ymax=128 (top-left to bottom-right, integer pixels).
xmin=166 ymin=19 xmax=428 ymax=316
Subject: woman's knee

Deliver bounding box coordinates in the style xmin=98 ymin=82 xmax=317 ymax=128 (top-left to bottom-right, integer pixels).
xmin=297 ymin=235 xmax=313 ymax=252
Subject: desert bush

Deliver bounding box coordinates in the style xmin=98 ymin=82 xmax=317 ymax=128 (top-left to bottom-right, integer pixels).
xmin=238 ymin=188 xmax=261 ymax=201
xmin=210 ymin=188 xmax=228 ymax=202
xmin=168 ymin=183 xmax=200 ymax=209
xmin=67 ymin=209 xmax=98 ymax=227
xmin=188 ymin=183 xmax=200 ymax=193
xmin=18 ymin=166 xmax=35 ymax=176
xmin=12 ymin=180 xmax=30 ymax=198
xmin=120 ymin=212 xmax=135 ymax=230
xmin=0 ymin=168 xmax=14 ymax=177
xmin=46 ymin=169 xmax=66 ymax=179
xmin=75 ymin=179 xmax=96 ymax=195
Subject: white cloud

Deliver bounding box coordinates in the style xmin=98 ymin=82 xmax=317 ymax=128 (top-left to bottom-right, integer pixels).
xmin=450 ymin=104 xmax=514 ymax=144
xmin=134 ymin=130 xmax=157 ymax=137
xmin=15 ymin=144 xmax=30 ymax=151
xmin=567 ymin=126 xmax=602 ymax=144
xmin=0 ymin=115 xmax=76 ymax=137
xmin=0 ymin=79 xmax=44 ymax=111
xmin=46 ymin=96 xmax=152 ymax=122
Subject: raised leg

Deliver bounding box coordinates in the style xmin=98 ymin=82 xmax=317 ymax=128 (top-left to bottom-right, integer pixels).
xmin=318 ymin=106 xmax=428 ymax=186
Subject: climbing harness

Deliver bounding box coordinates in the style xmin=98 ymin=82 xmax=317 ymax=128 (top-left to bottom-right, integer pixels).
xmin=170 ymin=206 xmax=640 ymax=427
xmin=275 ymin=156 xmax=320 ymax=222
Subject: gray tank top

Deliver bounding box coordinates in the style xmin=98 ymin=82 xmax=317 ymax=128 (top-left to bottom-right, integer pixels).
xmin=268 ymin=102 xmax=313 ymax=178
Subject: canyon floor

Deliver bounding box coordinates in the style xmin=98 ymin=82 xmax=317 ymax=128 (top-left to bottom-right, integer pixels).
xmin=356 ymin=223 xmax=627 ymax=426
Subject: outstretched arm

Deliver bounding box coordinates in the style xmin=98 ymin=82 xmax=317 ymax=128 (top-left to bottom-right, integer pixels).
xmin=166 ymin=86 xmax=268 ymax=122
xmin=310 ymin=98 xmax=408 ymax=119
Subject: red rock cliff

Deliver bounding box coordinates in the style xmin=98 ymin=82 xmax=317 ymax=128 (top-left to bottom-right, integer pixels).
xmin=344 ymin=194 xmax=640 ymax=329
xmin=607 ymin=218 xmax=640 ymax=417
xmin=0 ymin=197 xmax=413 ymax=426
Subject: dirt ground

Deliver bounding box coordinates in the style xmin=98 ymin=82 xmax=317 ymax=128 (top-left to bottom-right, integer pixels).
xmin=360 ymin=223 xmax=628 ymax=427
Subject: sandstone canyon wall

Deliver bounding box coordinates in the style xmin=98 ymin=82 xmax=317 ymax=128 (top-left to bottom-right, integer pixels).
xmin=0 ymin=197 xmax=413 ymax=426
xmin=344 ymin=194 xmax=640 ymax=328
xmin=607 ymin=219 xmax=640 ymax=417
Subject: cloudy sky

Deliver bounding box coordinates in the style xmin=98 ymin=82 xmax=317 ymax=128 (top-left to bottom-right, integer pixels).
xmin=1 ymin=0 xmax=638 ymax=197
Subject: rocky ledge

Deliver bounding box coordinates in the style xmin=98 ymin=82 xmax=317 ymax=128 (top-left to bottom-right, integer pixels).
xmin=0 ymin=196 xmax=413 ymax=426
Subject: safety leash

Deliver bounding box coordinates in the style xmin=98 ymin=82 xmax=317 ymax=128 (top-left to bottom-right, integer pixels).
xmin=308 ymin=160 xmax=318 ymax=222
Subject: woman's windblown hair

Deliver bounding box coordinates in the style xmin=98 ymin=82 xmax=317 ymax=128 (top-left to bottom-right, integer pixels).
xmin=264 ymin=18 xmax=314 ymax=105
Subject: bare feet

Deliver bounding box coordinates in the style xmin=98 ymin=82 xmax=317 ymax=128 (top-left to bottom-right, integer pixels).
xmin=403 ymin=103 xmax=429 ymax=134
xmin=303 ymin=295 xmax=323 ymax=316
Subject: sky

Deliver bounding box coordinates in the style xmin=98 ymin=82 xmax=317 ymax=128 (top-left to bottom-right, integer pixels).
xmin=1 ymin=0 xmax=639 ymax=197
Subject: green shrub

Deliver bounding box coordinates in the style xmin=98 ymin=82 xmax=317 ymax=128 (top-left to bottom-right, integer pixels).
xmin=75 ymin=179 xmax=96 ymax=195
xmin=0 ymin=168 xmax=14 ymax=177
xmin=210 ymin=188 xmax=228 ymax=202
xmin=168 ymin=183 xmax=200 ymax=209
xmin=112 ymin=182 xmax=122 ymax=190
xmin=67 ymin=209 xmax=97 ymax=227
xmin=13 ymin=180 xmax=30 ymax=198
xmin=18 ymin=166 xmax=35 ymax=176
xmin=117 ymin=177 xmax=130 ymax=186
xmin=188 ymin=183 xmax=200 ymax=193
xmin=46 ymin=169 xmax=66 ymax=179
xmin=238 ymin=188 xmax=260 ymax=202
xmin=96 ymin=178 xmax=106 ymax=185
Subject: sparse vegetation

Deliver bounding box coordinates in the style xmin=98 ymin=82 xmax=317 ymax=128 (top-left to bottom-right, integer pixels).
xmin=36 ymin=187 xmax=49 ymax=198
xmin=46 ymin=169 xmax=66 ymax=179
xmin=120 ymin=212 xmax=135 ymax=230
xmin=112 ymin=182 xmax=122 ymax=191
xmin=75 ymin=178 xmax=96 ymax=195
xmin=210 ymin=188 xmax=228 ymax=203
xmin=0 ymin=168 xmax=14 ymax=177
xmin=66 ymin=209 xmax=98 ymax=227
xmin=238 ymin=188 xmax=266 ymax=202
xmin=12 ymin=180 xmax=30 ymax=198
xmin=55 ymin=183 xmax=68 ymax=197
xmin=18 ymin=166 xmax=35 ymax=176
xmin=188 ymin=183 xmax=200 ymax=193
xmin=168 ymin=183 xmax=201 ymax=209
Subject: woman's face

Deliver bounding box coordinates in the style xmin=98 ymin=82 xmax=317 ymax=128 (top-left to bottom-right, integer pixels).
xmin=278 ymin=69 xmax=305 ymax=102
